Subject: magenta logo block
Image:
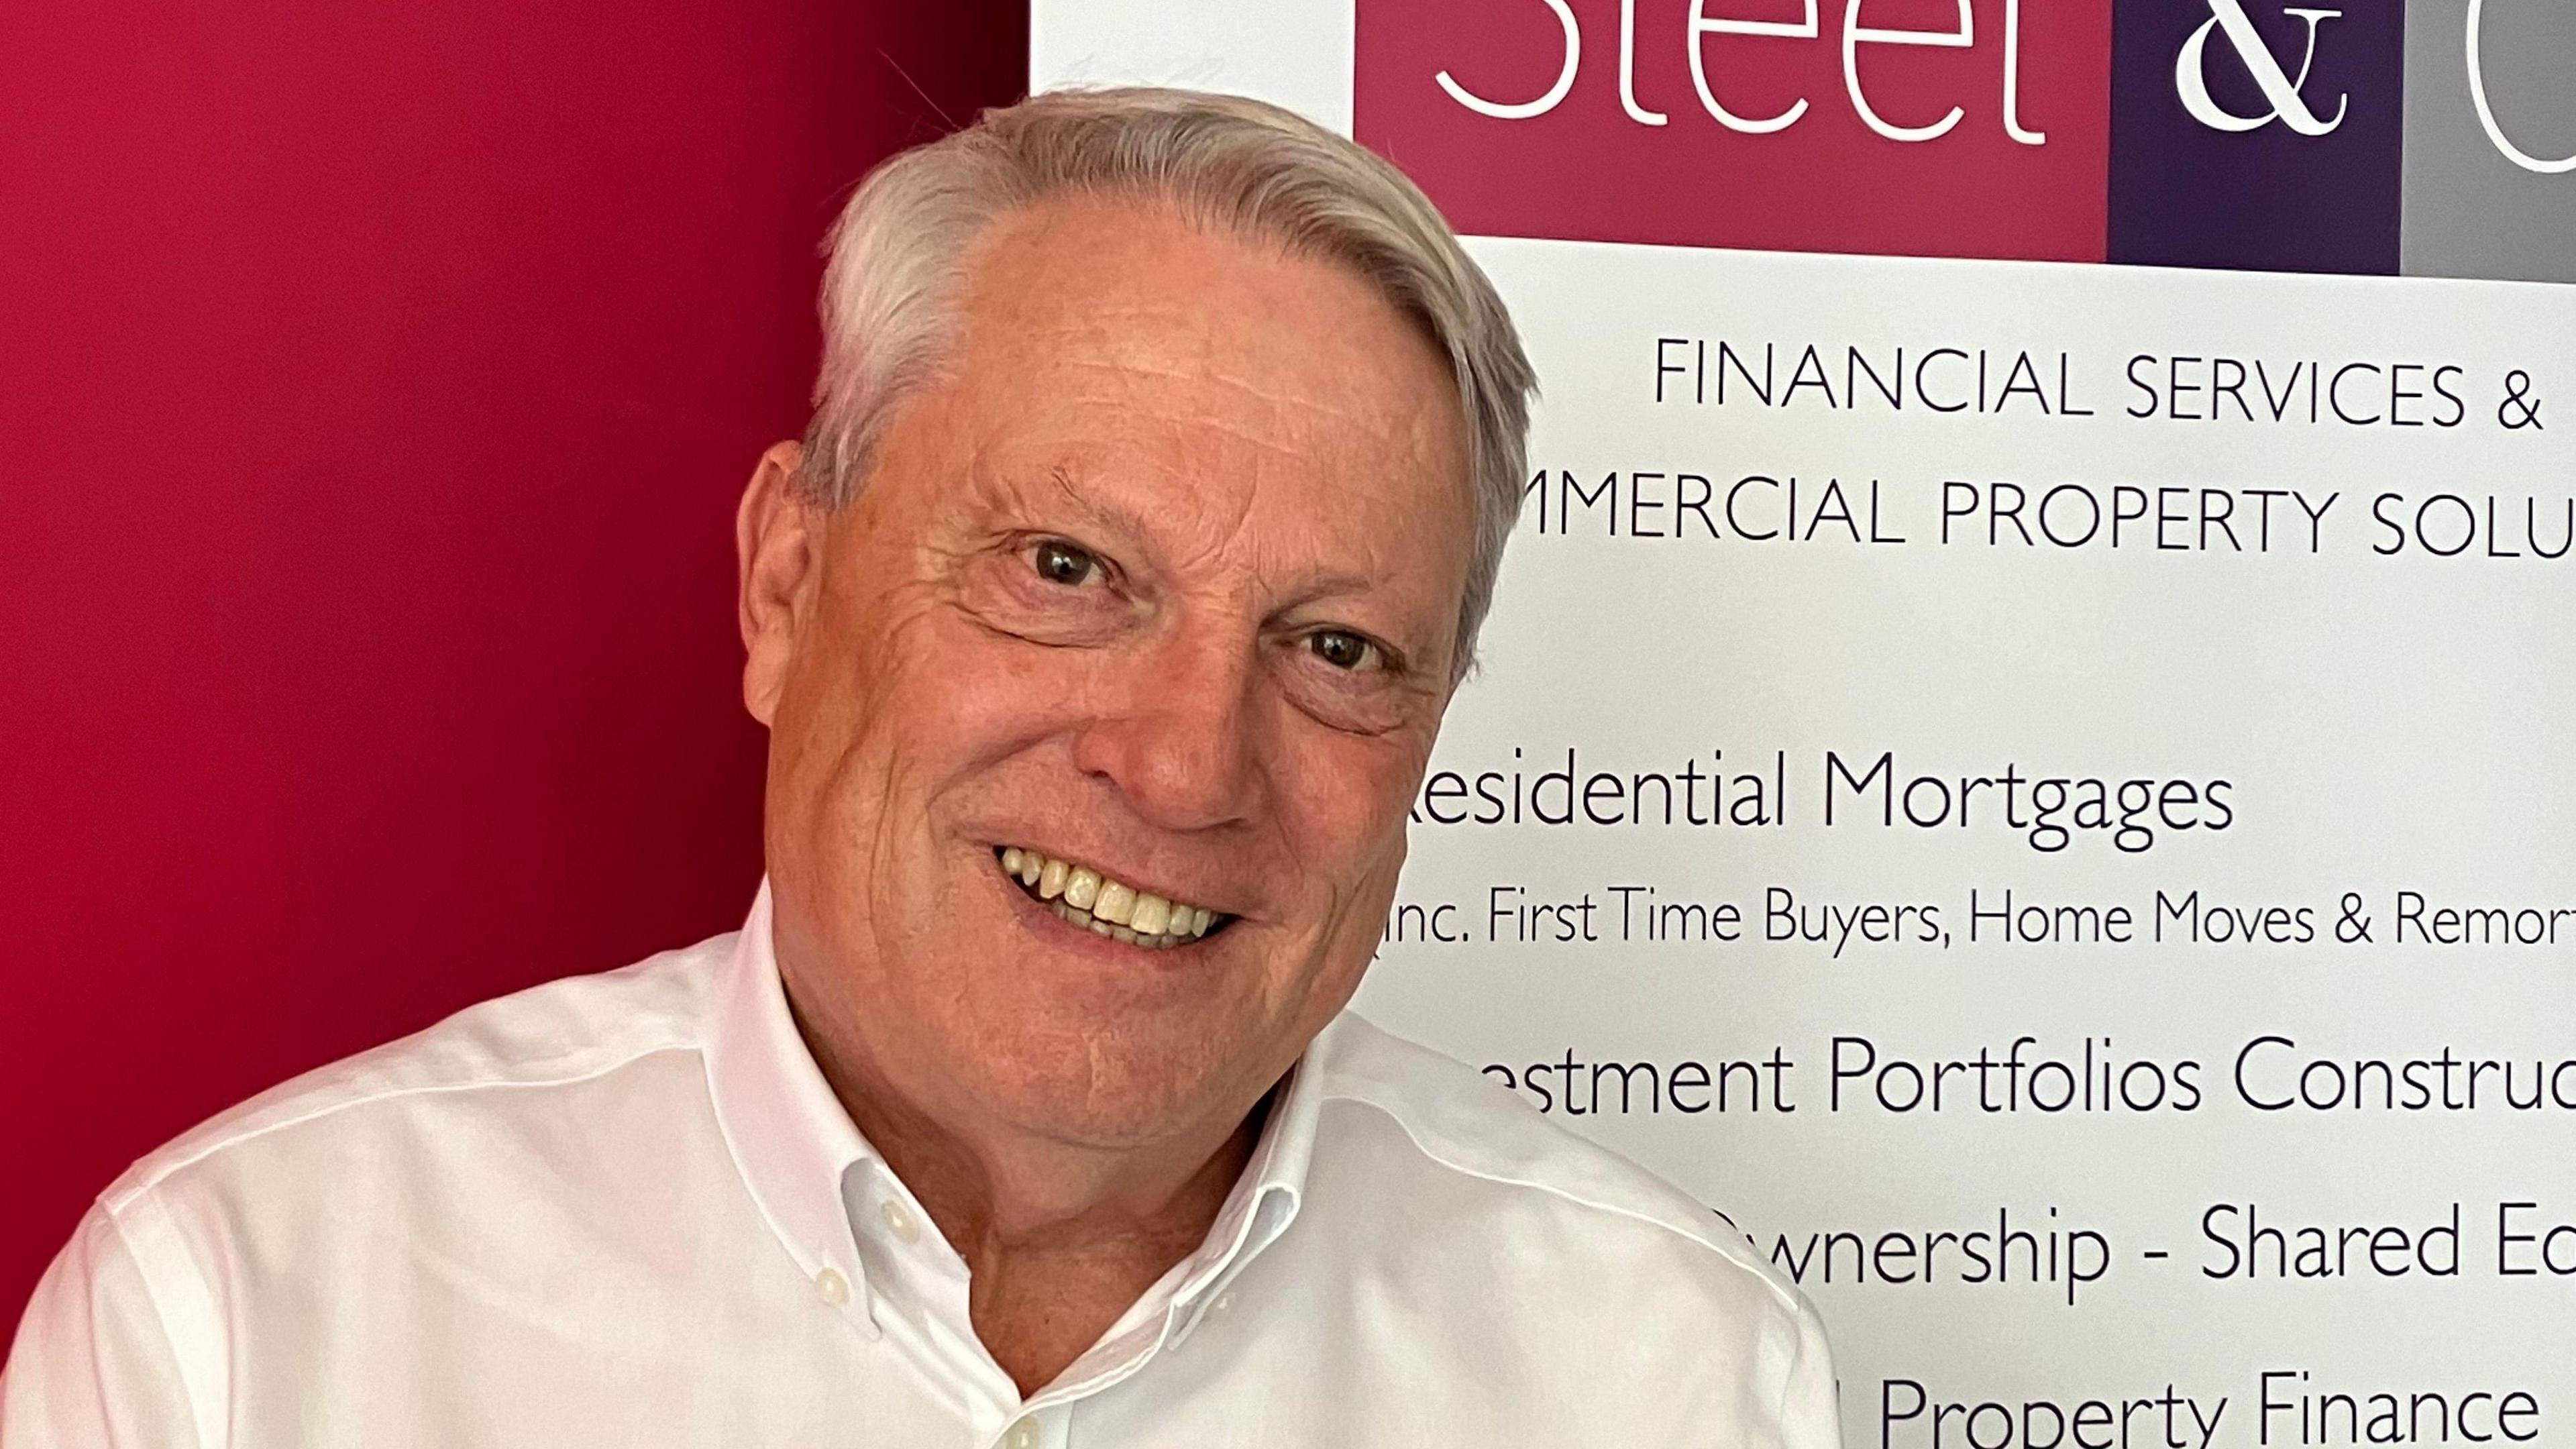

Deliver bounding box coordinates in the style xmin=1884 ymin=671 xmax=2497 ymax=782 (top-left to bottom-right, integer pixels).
xmin=1354 ymin=0 xmax=2118 ymax=262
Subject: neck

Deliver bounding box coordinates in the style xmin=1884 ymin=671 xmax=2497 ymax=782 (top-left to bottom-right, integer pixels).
xmin=790 ymin=1003 xmax=1275 ymax=1395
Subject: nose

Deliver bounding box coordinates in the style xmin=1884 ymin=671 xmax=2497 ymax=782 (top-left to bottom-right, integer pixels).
xmin=1068 ymin=626 xmax=1265 ymax=833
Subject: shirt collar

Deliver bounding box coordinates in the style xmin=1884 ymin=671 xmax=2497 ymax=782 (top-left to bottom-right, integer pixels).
xmin=704 ymin=880 xmax=1322 ymax=1358
xmin=1028 ymin=1059 xmax=1320 ymax=1396
xmin=1152 ymin=1057 xmax=1315 ymax=1346
xmin=705 ymin=881 xmax=875 ymax=1299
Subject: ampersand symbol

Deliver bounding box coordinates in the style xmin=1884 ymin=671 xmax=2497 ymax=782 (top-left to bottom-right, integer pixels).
xmin=2335 ymin=892 xmax=2373 ymax=944
xmin=2175 ymin=0 xmax=2349 ymax=136
xmin=2500 ymin=371 xmax=2544 ymax=430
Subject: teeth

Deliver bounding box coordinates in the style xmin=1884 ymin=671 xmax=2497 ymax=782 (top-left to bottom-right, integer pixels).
xmin=1000 ymin=847 xmax=1223 ymax=947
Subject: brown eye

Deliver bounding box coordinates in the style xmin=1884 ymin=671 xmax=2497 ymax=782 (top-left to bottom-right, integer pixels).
xmin=1030 ymin=539 xmax=1102 ymax=587
xmin=1307 ymin=629 xmax=1376 ymax=671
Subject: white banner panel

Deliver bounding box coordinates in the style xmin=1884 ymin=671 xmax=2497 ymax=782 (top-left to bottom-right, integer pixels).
xmin=1036 ymin=7 xmax=2576 ymax=1444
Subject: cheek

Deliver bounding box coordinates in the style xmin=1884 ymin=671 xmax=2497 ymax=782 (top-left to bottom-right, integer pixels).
xmin=888 ymin=633 xmax=1044 ymax=745
xmin=805 ymin=552 xmax=1037 ymax=759
xmin=769 ymin=575 xmax=978 ymax=888
xmin=798 ymin=592 xmax=1114 ymax=877
xmin=1273 ymin=727 xmax=1431 ymax=912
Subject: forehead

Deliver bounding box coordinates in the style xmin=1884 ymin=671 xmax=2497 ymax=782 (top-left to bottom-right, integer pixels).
xmin=919 ymin=195 xmax=1474 ymax=555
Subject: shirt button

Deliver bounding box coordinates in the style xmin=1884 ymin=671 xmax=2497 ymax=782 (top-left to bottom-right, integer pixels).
xmin=814 ymin=1267 xmax=850 ymax=1305
xmin=880 ymin=1199 xmax=922 ymax=1244
xmin=1005 ymin=1417 xmax=1040 ymax=1449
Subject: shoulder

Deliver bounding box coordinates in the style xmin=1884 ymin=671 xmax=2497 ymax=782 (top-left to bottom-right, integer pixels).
xmin=19 ymin=934 xmax=745 ymax=1443
xmin=1304 ymin=1011 xmax=1803 ymax=1301
xmin=1285 ymin=1013 xmax=1840 ymax=1440
xmin=98 ymin=930 xmax=736 ymax=1217
xmin=1295 ymin=1012 xmax=1833 ymax=1414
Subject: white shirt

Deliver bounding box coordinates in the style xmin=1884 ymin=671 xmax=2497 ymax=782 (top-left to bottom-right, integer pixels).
xmin=3 ymin=886 xmax=1839 ymax=1448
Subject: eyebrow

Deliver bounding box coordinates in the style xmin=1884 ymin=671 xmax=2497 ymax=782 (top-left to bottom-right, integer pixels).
xmin=1034 ymin=465 xmax=1393 ymax=604
xmin=1037 ymin=465 xmax=1134 ymax=535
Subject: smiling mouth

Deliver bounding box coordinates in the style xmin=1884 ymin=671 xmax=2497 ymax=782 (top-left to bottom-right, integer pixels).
xmin=994 ymin=847 xmax=1231 ymax=950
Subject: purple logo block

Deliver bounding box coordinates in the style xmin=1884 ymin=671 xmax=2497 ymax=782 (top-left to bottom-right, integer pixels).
xmin=2109 ymin=0 xmax=2409 ymax=272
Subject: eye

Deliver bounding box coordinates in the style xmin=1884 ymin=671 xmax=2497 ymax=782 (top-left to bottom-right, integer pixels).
xmin=1029 ymin=538 xmax=1104 ymax=588
xmin=1306 ymin=628 xmax=1379 ymax=672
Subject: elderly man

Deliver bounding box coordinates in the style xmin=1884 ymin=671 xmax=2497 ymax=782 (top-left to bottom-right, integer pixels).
xmin=3 ymin=89 xmax=1835 ymax=1446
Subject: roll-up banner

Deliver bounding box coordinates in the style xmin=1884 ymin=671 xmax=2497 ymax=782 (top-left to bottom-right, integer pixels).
xmin=1034 ymin=2 xmax=2575 ymax=1440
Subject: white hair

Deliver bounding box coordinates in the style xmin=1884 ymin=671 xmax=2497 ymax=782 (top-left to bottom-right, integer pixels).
xmin=799 ymin=86 xmax=1538 ymax=681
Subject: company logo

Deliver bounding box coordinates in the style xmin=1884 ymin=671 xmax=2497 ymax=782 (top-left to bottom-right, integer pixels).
xmin=1353 ymin=0 xmax=2571 ymax=280
xmin=2174 ymin=0 xmax=2347 ymax=135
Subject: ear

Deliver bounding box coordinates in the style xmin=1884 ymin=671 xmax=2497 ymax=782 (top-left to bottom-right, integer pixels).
xmin=736 ymin=440 xmax=824 ymax=727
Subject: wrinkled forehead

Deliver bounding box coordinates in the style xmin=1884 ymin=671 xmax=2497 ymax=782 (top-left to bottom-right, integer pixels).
xmin=922 ymin=195 xmax=1477 ymax=566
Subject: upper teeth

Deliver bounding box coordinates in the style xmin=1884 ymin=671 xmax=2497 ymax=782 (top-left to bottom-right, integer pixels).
xmin=1000 ymin=847 xmax=1218 ymax=947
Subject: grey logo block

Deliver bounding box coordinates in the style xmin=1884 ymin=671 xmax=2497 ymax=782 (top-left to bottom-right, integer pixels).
xmin=2404 ymin=0 xmax=2576 ymax=282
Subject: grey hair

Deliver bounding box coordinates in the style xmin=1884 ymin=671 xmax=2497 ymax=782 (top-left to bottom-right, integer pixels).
xmin=798 ymin=86 xmax=1537 ymax=682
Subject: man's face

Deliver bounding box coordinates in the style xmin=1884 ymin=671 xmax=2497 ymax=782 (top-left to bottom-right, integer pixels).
xmin=747 ymin=197 xmax=1473 ymax=1152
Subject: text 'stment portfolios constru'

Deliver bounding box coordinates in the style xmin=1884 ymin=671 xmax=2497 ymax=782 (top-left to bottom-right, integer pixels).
xmin=1034 ymin=3 xmax=2576 ymax=1446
